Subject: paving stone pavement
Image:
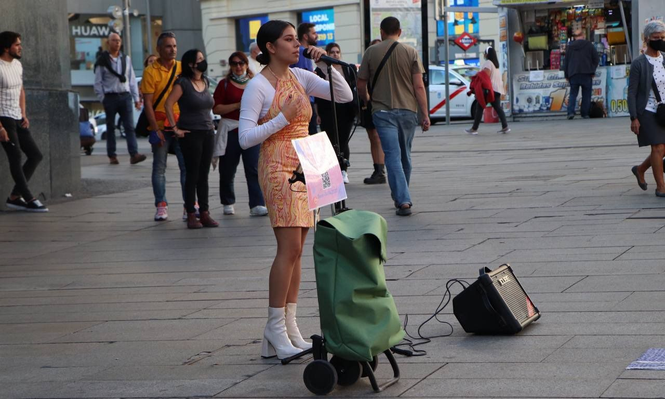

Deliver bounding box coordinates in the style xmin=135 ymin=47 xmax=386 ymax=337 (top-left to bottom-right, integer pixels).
xmin=2 ymin=117 xmax=665 ymax=398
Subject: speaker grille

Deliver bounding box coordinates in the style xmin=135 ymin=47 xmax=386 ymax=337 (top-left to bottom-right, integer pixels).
xmin=489 ymin=268 xmax=535 ymax=324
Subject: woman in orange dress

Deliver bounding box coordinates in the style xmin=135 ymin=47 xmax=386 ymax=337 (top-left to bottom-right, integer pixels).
xmin=238 ymin=20 xmax=352 ymax=360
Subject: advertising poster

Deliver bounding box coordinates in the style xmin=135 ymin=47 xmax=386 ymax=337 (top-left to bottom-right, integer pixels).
xmin=237 ymin=15 xmax=269 ymax=52
xmin=498 ymin=12 xmax=511 ymax=116
xmin=607 ymin=65 xmax=629 ymax=117
xmin=512 ymin=69 xmax=606 ymax=114
xmin=292 ymin=133 xmax=347 ymax=211
xmin=370 ymin=0 xmax=422 ymax=56
xmin=301 ymin=9 xmax=335 ymax=46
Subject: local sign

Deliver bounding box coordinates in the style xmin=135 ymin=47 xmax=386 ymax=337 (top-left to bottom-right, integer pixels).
xmin=454 ymin=32 xmax=477 ymax=51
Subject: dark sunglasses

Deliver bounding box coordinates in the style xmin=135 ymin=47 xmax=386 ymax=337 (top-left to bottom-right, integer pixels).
xmin=230 ymin=61 xmax=246 ymax=67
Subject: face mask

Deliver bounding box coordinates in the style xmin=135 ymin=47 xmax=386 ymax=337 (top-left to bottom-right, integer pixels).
xmin=195 ymin=59 xmax=207 ymax=73
xmin=232 ymin=72 xmax=248 ymax=80
xmin=649 ymin=39 xmax=665 ymax=52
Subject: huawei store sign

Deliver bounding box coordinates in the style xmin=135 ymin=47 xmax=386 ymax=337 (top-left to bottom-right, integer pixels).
xmin=71 ymin=24 xmax=118 ymax=37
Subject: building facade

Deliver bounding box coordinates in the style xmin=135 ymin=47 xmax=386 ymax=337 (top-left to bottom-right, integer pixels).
xmin=0 ymin=0 xmax=80 ymax=207
xmin=67 ymin=0 xmax=204 ymax=106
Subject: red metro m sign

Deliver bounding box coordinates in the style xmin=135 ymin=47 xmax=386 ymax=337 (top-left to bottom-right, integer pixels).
xmin=454 ymin=32 xmax=477 ymax=51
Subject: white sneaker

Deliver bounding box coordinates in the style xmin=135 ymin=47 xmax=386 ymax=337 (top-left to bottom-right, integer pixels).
xmin=497 ymin=127 xmax=511 ymax=134
xmin=154 ymin=202 xmax=168 ymax=221
xmin=223 ymin=205 xmax=235 ymax=215
xmin=250 ymin=205 xmax=269 ymax=216
xmin=465 ymin=128 xmax=478 ymax=135
xmin=342 ymin=170 xmax=350 ymax=184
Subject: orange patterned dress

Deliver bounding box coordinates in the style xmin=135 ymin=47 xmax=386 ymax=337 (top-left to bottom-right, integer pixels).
xmin=257 ymin=71 xmax=314 ymax=228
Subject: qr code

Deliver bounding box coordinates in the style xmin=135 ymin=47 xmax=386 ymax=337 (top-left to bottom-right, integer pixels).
xmin=321 ymin=171 xmax=331 ymax=190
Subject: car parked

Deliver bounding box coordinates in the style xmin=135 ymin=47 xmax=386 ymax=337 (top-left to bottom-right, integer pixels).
xmin=93 ymin=112 xmax=134 ymax=141
xmin=428 ymin=65 xmax=480 ymax=122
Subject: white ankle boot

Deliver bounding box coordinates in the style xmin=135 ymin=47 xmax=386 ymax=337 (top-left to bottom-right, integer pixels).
xmin=285 ymin=303 xmax=312 ymax=350
xmin=262 ymin=307 xmax=302 ymax=359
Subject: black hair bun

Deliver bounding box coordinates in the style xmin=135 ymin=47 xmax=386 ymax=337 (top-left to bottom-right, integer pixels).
xmin=256 ymin=52 xmax=270 ymax=65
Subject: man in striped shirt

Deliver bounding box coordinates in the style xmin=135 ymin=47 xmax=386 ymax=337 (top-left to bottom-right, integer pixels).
xmin=0 ymin=31 xmax=48 ymax=212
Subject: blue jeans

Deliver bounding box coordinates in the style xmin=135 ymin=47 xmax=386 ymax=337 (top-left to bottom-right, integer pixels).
xmin=151 ymin=133 xmax=186 ymax=207
xmin=218 ymin=129 xmax=265 ymax=208
xmin=372 ymin=109 xmax=419 ymax=207
xmin=567 ymin=74 xmax=593 ymax=117
xmin=102 ymin=93 xmax=138 ymax=158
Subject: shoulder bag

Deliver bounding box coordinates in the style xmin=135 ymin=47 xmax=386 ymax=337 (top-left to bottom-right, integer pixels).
xmin=135 ymin=63 xmax=178 ymax=137
xmin=360 ymin=41 xmax=399 ymax=128
xmin=652 ymin=73 xmax=665 ymax=127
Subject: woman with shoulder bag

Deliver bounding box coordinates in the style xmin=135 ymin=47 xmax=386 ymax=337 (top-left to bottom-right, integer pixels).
xmin=212 ymin=52 xmax=268 ymax=217
xmin=629 ymin=21 xmax=665 ymax=197
xmin=465 ymin=46 xmax=510 ymax=135
xmin=164 ymin=49 xmax=219 ymax=228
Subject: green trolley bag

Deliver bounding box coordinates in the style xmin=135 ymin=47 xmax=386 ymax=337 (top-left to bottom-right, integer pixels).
xmin=313 ymin=210 xmax=405 ymax=363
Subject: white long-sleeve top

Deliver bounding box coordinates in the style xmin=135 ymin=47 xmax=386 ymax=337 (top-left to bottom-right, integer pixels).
xmin=238 ymin=66 xmax=353 ymax=149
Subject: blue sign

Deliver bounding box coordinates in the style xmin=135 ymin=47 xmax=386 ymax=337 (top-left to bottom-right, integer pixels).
xmin=301 ymin=9 xmax=335 ymax=46
xmin=437 ymin=0 xmax=479 ymax=38
xmin=236 ymin=15 xmax=269 ymax=52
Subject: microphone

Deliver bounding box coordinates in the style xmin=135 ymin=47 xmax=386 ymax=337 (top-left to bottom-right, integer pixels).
xmin=303 ymin=48 xmax=351 ymax=67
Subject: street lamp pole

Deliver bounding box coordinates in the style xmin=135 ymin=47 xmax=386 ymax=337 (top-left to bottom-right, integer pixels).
xmin=123 ymin=0 xmax=131 ymax=56
xmin=146 ymin=0 xmax=152 ymax=54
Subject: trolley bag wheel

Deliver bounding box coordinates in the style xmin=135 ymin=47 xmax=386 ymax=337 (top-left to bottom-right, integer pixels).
xmin=330 ymin=355 xmax=362 ymax=386
xmin=361 ymin=356 xmax=379 ymax=377
xmin=304 ymin=360 xmax=337 ymax=395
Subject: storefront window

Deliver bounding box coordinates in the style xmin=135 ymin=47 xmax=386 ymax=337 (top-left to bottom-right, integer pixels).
xmin=300 ymin=9 xmax=335 ymax=47
xmin=236 ymin=15 xmax=269 ymax=52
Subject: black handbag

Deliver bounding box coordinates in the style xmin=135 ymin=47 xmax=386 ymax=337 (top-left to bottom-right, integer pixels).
xmin=135 ymin=63 xmax=178 ymax=137
xmin=651 ymin=78 xmax=665 ymax=127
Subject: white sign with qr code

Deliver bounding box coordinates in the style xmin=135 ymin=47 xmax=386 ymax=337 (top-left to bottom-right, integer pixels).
xmin=292 ymin=132 xmax=347 ymax=210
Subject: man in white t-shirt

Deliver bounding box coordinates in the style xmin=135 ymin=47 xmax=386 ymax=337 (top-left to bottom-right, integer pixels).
xmin=248 ymin=42 xmax=264 ymax=75
xmin=0 ymin=31 xmax=48 ymax=212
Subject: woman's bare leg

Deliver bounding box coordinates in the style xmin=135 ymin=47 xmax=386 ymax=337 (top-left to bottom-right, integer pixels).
xmin=269 ymin=227 xmax=304 ymax=308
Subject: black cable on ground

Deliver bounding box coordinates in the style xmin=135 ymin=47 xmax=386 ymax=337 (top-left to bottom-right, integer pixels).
xmin=392 ymin=278 xmax=471 ymax=357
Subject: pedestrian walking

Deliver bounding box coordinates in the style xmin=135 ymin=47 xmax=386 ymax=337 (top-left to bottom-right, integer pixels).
xmin=357 ymin=17 xmax=430 ymax=216
xmin=362 ymin=38 xmax=387 ymax=185
xmin=629 ymin=21 xmax=665 ymax=197
xmin=238 ymin=20 xmax=352 ymax=360
xmin=164 ymin=49 xmax=218 ymax=229
xmin=564 ymin=29 xmax=600 ymax=120
xmin=93 ymin=32 xmax=146 ymax=165
xmin=315 ymin=42 xmax=357 ymax=184
xmin=212 ymin=51 xmax=268 ymax=217
xmin=465 ymin=46 xmax=510 ymax=135
xmin=248 ymin=42 xmax=264 ymax=75
xmin=291 ymin=22 xmax=319 ymax=135
xmin=141 ymin=32 xmax=187 ymax=222
xmin=0 ymin=31 xmax=48 ymax=212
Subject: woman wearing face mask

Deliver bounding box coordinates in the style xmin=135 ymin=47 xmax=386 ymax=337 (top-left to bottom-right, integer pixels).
xmin=315 ymin=42 xmax=358 ymax=184
xmin=239 ymin=20 xmax=352 ymax=360
xmin=212 ymin=52 xmax=268 ymax=217
xmin=465 ymin=46 xmax=510 ymax=135
xmin=629 ymin=20 xmax=665 ymax=197
xmin=164 ymin=49 xmax=219 ymax=228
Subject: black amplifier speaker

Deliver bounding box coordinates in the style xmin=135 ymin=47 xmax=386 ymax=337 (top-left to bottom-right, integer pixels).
xmin=453 ymin=264 xmax=540 ymax=334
